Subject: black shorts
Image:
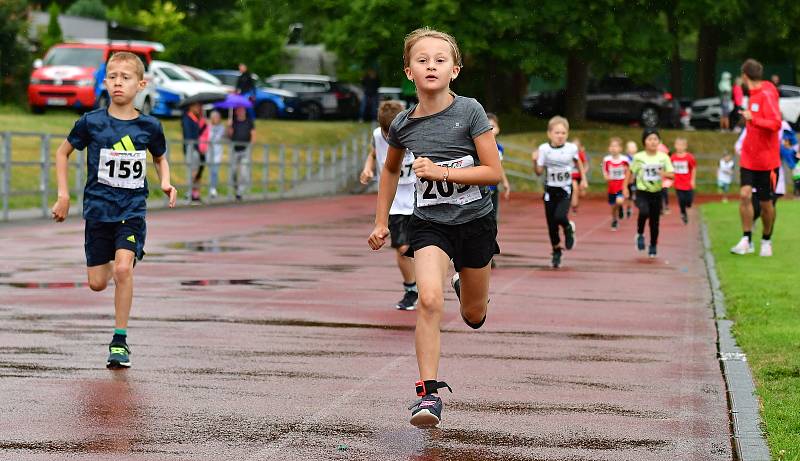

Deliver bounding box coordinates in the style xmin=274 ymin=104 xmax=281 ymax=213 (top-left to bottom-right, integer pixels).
xmin=388 ymin=214 xmax=412 ymax=248
xmin=406 ymin=213 xmax=500 ymax=272
xmin=85 ymin=217 xmax=146 ymax=267
xmin=741 ymin=167 xmax=780 ymax=201
xmin=607 ymin=191 xmax=624 ymax=205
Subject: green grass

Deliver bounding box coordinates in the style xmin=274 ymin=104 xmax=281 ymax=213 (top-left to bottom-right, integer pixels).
xmin=703 ymin=200 xmax=800 ymax=460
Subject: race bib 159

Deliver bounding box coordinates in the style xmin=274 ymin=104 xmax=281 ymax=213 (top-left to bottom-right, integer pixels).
xmin=416 ymin=155 xmax=482 ymax=207
xmin=98 ymin=148 xmax=146 ymax=189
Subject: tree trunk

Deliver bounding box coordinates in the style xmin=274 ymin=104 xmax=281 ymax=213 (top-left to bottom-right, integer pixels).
xmin=667 ymin=8 xmax=682 ymax=99
xmin=565 ymin=52 xmax=588 ymax=123
xmin=696 ymin=24 xmax=720 ymax=98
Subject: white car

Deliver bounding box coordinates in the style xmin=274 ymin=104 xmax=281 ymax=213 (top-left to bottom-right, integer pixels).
xmin=149 ymin=60 xmax=227 ymax=116
xmin=691 ymin=84 xmax=800 ymax=129
xmin=179 ymin=65 xmax=235 ymax=93
xmin=778 ymin=85 xmax=800 ymax=127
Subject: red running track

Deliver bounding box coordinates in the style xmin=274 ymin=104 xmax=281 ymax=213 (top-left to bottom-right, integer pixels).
xmin=0 ymin=193 xmax=731 ymax=460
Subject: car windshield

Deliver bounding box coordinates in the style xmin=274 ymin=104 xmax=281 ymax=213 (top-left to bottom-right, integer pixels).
xmin=43 ymin=47 xmax=105 ymax=68
xmin=187 ymin=69 xmax=221 ymax=85
xmin=158 ymin=66 xmax=192 ymax=81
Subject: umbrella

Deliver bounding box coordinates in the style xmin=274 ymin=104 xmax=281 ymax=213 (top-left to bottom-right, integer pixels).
xmin=178 ymin=92 xmax=227 ymax=108
xmin=213 ymin=93 xmax=254 ymax=109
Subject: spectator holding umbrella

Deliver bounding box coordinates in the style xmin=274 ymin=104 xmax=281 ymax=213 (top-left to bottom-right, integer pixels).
xmin=216 ymin=95 xmax=256 ymax=201
xmin=181 ymin=101 xmax=208 ymax=203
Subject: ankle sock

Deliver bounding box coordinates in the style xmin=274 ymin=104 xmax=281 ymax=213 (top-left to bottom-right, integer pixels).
xmin=744 ymin=231 xmax=752 ymax=243
xmin=762 ymin=233 xmax=771 ymax=242
xmin=403 ymin=282 xmax=417 ymax=293
xmin=112 ymin=329 xmax=127 ymax=344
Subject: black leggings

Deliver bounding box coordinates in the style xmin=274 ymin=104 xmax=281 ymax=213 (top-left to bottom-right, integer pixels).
xmin=544 ymin=187 xmax=571 ymax=248
xmin=636 ymin=191 xmax=662 ymax=246
xmin=676 ymin=189 xmax=694 ymax=215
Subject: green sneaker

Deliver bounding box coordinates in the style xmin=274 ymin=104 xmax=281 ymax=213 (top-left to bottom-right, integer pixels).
xmin=107 ymin=342 xmax=131 ymax=369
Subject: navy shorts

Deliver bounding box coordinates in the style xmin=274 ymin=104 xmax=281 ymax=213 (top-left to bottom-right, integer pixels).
xmin=607 ymin=191 xmax=624 ymax=205
xmin=405 ymin=213 xmax=500 ymax=272
xmin=85 ymin=217 xmax=146 ymax=267
xmin=388 ymin=214 xmax=412 ymax=248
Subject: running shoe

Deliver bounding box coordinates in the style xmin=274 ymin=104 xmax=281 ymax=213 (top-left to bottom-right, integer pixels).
xmin=636 ymin=234 xmax=645 ymax=251
xmin=730 ymin=237 xmax=754 ymax=255
xmin=551 ymin=248 xmax=562 ymax=268
xmin=611 ymin=219 xmax=618 ymax=231
xmin=759 ymin=240 xmax=772 ymax=257
xmin=106 ymin=342 xmax=131 ymax=369
xmin=409 ymin=394 xmax=443 ymax=428
xmin=648 ymin=245 xmax=657 ymax=258
xmin=565 ymin=221 xmax=576 ymax=250
xmin=396 ymin=290 xmax=418 ymax=311
xmin=451 ymin=273 xmax=461 ymax=301
xmin=681 ymin=212 xmax=688 ymax=224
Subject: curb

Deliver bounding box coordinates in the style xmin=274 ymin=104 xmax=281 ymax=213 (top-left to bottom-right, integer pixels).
xmin=700 ymin=218 xmax=772 ymax=461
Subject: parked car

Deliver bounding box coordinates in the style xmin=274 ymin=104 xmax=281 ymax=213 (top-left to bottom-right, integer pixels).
xmin=28 ymin=40 xmax=162 ymax=115
xmin=179 ymin=65 xmax=234 ymax=93
xmin=522 ymin=76 xmax=678 ymax=127
xmin=691 ymin=84 xmax=800 ymax=129
xmin=264 ymin=74 xmax=359 ymax=120
xmin=148 ymin=60 xmax=226 ymax=117
xmin=207 ymin=69 xmax=299 ymax=119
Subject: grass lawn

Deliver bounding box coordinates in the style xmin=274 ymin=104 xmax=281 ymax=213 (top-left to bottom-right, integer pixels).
xmin=703 ymin=200 xmax=800 ymax=460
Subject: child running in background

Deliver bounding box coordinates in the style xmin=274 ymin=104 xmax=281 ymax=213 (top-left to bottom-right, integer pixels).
xmin=624 ymin=140 xmax=638 ymax=218
xmin=367 ymin=28 xmax=503 ymax=428
xmin=570 ymin=137 xmax=589 ymax=213
xmin=625 ymin=128 xmax=674 ymax=258
xmin=602 ymin=137 xmax=630 ymax=231
xmin=670 ymin=137 xmax=697 ymax=224
xmin=360 ymin=100 xmax=418 ymax=310
xmin=50 ymin=52 xmax=177 ymax=368
xmin=532 ymin=116 xmax=586 ymax=268
xmin=717 ymin=153 xmax=735 ymax=202
xmin=486 ymin=113 xmax=511 ymax=268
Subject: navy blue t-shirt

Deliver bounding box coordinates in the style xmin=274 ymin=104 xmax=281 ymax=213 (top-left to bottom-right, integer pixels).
xmin=67 ymin=109 xmax=167 ymax=222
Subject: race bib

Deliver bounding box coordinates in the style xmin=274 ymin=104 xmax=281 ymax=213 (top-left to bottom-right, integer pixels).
xmin=98 ymin=148 xmax=146 ymax=189
xmin=546 ymin=166 xmax=573 ymax=187
xmin=416 ymin=155 xmax=482 ymax=207
xmin=672 ymin=160 xmax=689 ymax=174
xmin=398 ymin=150 xmax=416 ymax=185
xmin=642 ymin=164 xmax=662 ymax=182
xmin=608 ymin=166 xmax=626 ymax=180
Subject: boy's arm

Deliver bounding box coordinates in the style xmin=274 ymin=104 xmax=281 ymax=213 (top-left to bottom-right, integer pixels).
xmin=577 ymin=156 xmax=589 ymax=188
xmin=152 ymin=154 xmax=178 ymax=208
xmin=360 ymin=146 xmax=377 ymax=185
xmin=368 ymin=145 xmax=404 ymax=250
xmin=51 ymin=140 xmax=75 ymax=222
xmin=501 ymin=166 xmax=511 ymax=200
xmin=412 ymin=130 xmax=502 ymax=185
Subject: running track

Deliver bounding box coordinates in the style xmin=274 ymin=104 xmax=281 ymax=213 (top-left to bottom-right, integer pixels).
xmin=0 ymin=194 xmax=732 ymax=460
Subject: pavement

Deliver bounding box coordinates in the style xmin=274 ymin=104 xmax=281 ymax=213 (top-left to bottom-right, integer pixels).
xmin=0 ymin=194 xmax=732 ymax=461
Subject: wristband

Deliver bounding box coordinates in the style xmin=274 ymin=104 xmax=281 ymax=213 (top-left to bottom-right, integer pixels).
xmin=442 ymin=165 xmax=449 ymax=182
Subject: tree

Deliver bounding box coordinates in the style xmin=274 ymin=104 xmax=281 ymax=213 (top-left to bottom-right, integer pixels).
xmin=0 ymin=0 xmax=31 ymax=103
xmin=41 ymin=3 xmax=64 ymax=53
xmin=66 ymin=0 xmax=108 ymax=20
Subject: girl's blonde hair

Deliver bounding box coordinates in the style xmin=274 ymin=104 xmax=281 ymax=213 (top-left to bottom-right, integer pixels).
xmin=547 ymin=116 xmax=569 ymax=131
xmin=403 ymin=27 xmax=462 ymax=68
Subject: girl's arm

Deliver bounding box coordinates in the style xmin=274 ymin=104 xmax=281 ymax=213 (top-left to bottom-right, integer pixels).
xmin=51 ymin=140 xmax=75 ymax=222
xmin=368 ymin=145 xmax=404 ymax=250
xmin=411 ymin=131 xmax=502 ymax=185
xmin=531 ymin=149 xmax=544 ymax=175
xmin=153 ymin=154 xmax=178 ymax=208
xmin=622 ymin=167 xmax=633 ymax=198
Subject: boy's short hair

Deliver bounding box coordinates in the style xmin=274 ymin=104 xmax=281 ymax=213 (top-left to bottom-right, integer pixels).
xmin=486 ymin=112 xmax=499 ymax=124
xmin=378 ymin=100 xmax=405 ymax=133
xmin=741 ymin=59 xmax=763 ymax=81
xmin=107 ymin=52 xmax=145 ymax=80
xmin=403 ymin=27 xmax=462 ymax=68
xmin=674 ymin=136 xmax=687 ymax=143
xmin=609 ymin=136 xmax=622 ymax=146
xmin=547 ymin=116 xmax=569 ymax=131
xmin=641 ymin=127 xmax=660 ymax=144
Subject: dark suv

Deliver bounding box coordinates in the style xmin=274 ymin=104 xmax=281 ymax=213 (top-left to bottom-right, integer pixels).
xmin=522 ymin=76 xmax=678 ymax=127
xmin=264 ymin=74 xmax=359 ymax=120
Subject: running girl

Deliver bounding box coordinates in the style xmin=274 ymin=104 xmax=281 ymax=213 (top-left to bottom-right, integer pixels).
xmin=602 ymin=137 xmax=630 ymax=231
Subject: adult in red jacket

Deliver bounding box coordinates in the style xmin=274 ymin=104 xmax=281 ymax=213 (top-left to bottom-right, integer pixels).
xmin=730 ymin=59 xmax=782 ymax=257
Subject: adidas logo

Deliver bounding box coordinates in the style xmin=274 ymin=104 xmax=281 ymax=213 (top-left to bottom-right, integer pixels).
xmin=126 ymin=235 xmax=136 ymax=243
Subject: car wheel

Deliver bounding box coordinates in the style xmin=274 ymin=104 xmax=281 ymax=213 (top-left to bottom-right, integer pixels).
xmin=97 ymin=92 xmax=110 ymax=110
xmin=256 ymin=101 xmax=278 ymax=119
xmin=304 ymin=102 xmax=322 ymax=121
xmin=30 ymin=105 xmax=45 ymax=114
xmin=640 ymin=106 xmax=660 ymax=128
xmin=140 ymin=97 xmax=152 ymax=115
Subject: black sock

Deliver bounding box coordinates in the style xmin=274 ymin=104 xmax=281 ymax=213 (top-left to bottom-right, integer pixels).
xmin=762 ymin=233 xmax=771 ymax=241
xmin=744 ymin=231 xmax=752 ymax=243
xmin=403 ymin=282 xmax=417 ymax=293
xmin=112 ymin=333 xmax=127 ymax=344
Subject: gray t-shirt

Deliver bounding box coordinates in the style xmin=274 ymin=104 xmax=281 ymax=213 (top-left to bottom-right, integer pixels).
xmin=387 ymin=95 xmax=493 ymax=225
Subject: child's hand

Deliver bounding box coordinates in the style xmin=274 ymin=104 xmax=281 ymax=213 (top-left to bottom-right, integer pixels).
xmin=162 ymin=183 xmax=177 ymax=208
xmin=412 ymin=157 xmax=444 ymax=181
xmin=530 ymin=149 xmax=539 ymax=164
xmin=503 ymin=181 xmax=511 ymax=200
xmin=580 ymin=178 xmax=588 ymax=190
xmin=359 ymin=168 xmax=374 ymax=185
xmin=51 ymin=196 xmax=70 ymax=222
xmin=622 ymin=188 xmax=630 ymax=199
xmin=368 ymin=224 xmax=390 ymax=250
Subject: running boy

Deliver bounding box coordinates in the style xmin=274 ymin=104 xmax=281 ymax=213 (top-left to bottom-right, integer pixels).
xmin=486 ymin=113 xmax=511 ymax=268
xmin=367 ymin=28 xmax=503 ymax=428
xmin=670 ymin=137 xmax=696 ymax=224
xmin=360 ymin=100 xmax=418 ymax=310
xmin=51 ymin=52 xmax=177 ymax=368
xmin=624 ymin=128 xmax=674 ymax=258
xmin=532 ymin=116 xmax=586 ymax=268
xmin=601 ymin=137 xmax=629 ymax=231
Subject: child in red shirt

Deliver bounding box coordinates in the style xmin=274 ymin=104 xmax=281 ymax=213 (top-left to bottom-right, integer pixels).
xmin=670 ymin=137 xmax=696 ymax=224
xmin=602 ymin=137 xmax=630 ymax=231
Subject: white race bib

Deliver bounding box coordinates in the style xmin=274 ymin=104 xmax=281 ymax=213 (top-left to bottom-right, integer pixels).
xmin=672 ymin=160 xmax=689 ymax=174
xmin=642 ymin=164 xmax=662 ymax=182
xmin=416 ymin=155 xmax=482 ymax=207
xmin=608 ymin=166 xmax=626 ymax=180
xmin=98 ymin=148 xmax=146 ymax=189
xmin=546 ymin=166 xmax=573 ymax=187
xmin=398 ymin=150 xmax=416 ymax=185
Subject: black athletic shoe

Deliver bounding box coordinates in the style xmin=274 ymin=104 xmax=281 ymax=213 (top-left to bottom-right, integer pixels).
xmin=107 ymin=342 xmax=131 ymax=369
xmin=636 ymin=234 xmax=645 ymax=251
xmin=648 ymin=245 xmax=657 ymax=258
xmin=551 ymin=248 xmax=562 ymax=268
xmin=396 ymin=290 xmax=418 ymax=311
xmin=618 ymin=207 xmax=624 ymax=219
xmin=611 ymin=219 xmax=618 ymax=231
xmin=681 ymin=212 xmax=688 ymax=224
xmin=409 ymin=380 xmax=452 ymax=428
xmin=564 ymin=221 xmax=576 ymax=250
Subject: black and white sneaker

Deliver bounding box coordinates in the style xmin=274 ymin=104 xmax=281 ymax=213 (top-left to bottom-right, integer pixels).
xmin=636 ymin=234 xmax=645 ymax=251
xmin=611 ymin=219 xmax=618 ymax=231
xmin=409 ymin=380 xmax=451 ymax=428
xmin=648 ymin=245 xmax=657 ymax=258
xmin=551 ymin=248 xmax=562 ymax=268
xmin=450 ymin=273 xmax=461 ymax=301
xmin=565 ymin=221 xmax=576 ymax=249
xmin=396 ymin=290 xmax=418 ymax=311
xmin=681 ymin=212 xmax=688 ymax=224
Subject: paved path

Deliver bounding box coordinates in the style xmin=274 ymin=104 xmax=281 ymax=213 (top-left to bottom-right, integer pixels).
xmin=0 ymin=194 xmax=732 ymax=461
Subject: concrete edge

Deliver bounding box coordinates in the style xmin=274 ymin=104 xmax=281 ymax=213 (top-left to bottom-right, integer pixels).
xmin=700 ymin=216 xmax=772 ymax=461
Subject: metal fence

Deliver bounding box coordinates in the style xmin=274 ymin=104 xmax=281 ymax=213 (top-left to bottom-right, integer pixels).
xmin=0 ymin=130 xmax=372 ymax=221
